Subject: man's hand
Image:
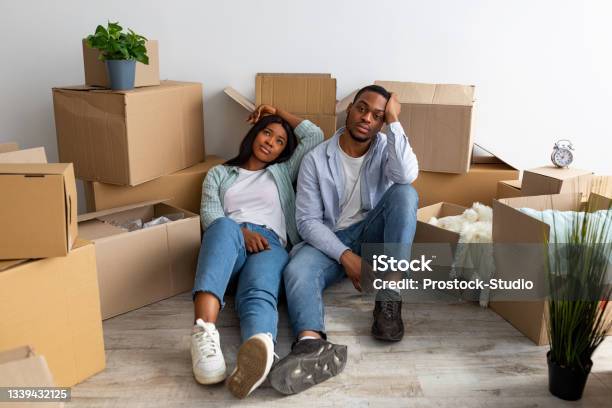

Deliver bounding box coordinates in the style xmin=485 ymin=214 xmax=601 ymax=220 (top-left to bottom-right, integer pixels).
xmin=247 ymin=104 xmax=277 ymax=124
xmin=340 ymin=250 xmax=362 ymax=292
xmin=385 ymin=93 xmax=401 ymax=124
xmin=241 ymin=228 xmax=270 ymax=253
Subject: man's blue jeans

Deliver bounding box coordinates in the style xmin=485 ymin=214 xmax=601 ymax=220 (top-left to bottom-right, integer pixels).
xmin=192 ymin=217 xmax=289 ymax=343
xmin=283 ymin=183 xmax=418 ymax=338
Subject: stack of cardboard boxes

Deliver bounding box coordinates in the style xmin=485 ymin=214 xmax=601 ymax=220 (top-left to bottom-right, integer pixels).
xmin=0 ymin=40 xmax=221 ymax=387
xmin=0 ymin=144 xmax=105 ymax=387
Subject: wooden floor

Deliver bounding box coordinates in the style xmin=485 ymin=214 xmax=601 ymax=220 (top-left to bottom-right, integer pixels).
xmin=71 ymin=280 xmax=612 ymax=407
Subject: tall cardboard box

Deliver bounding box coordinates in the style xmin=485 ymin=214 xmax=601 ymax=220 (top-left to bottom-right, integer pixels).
xmin=490 ymin=193 xmax=612 ymax=345
xmin=0 ymin=163 xmax=77 ymax=260
xmin=521 ymin=166 xmax=593 ymax=197
xmin=78 ymin=201 xmax=201 ymax=319
xmin=225 ymin=73 xmax=337 ymax=139
xmin=53 ymin=80 xmax=205 ymax=186
xmin=496 ymin=179 xmax=523 ymax=199
xmin=82 ymin=39 xmax=160 ymax=88
xmin=0 ymin=240 xmax=106 ymax=386
xmin=83 ymin=156 xmax=225 ymax=214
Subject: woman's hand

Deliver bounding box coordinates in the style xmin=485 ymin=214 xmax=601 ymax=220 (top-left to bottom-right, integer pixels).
xmin=241 ymin=227 xmax=271 ymax=253
xmin=247 ymin=104 xmax=277 ymax=124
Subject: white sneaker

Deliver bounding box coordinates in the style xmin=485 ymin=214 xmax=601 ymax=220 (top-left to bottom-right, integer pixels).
xmin=191 ymin=319 xmax=227 ymax=384
xmin=227 ymin=333 xmax=275 ymax=399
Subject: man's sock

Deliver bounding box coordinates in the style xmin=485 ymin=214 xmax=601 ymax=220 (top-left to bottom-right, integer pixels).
xmin=375 ymin=288 xmax=402 ymax=302
xmin=298 ymin=335 xmax=319 ymax=342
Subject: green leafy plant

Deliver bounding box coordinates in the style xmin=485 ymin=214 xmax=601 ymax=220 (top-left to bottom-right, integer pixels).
xmin=86 ymin=22 xmax=149 ymax=64
xmin=545 ymin=190 xmax=612 ymax=372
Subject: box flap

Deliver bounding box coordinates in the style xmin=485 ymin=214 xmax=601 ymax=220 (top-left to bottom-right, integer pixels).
xmin=471 ymin=144 xmax=518 ymax=170
xmin=336 ymin=89 xmax=358 ymax=114
xmin=375 ymin=80 xmax=475 ymax=106
xmin=0 ymin=142 xmax=19 ymax=153
xmin=500 ymin=179 xmax=522 ymax=189
xmin=224 ymin=87 xmax=255 ymax=112
xmin=0 ymin=162 xmax=70 ymax=175
xmin=497 ymin=193 xmax=582 ymax=212
xmin=0 ymin=147 xmax=47 ymax=164
xmin=78 ymin=199 xmax=170 ymax=222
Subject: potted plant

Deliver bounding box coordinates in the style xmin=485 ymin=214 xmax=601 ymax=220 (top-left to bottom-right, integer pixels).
xmin=85 ymin=22 xmax=149 ymax=90
xmin=545 ymin=193 xmax=612 ymax=401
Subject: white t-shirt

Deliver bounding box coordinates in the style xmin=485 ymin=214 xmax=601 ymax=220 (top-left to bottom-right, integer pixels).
xmin=335 ymin=142 xmax=367 ymax=231
xmin=223 ymin=168 xmax=287 ymax=246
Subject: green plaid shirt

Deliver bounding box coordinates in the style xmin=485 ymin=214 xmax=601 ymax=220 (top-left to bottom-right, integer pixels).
xmin=200 ymin=120 xmax=324 ymax=246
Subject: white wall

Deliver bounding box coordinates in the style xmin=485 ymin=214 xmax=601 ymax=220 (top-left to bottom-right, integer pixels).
xmin=1 ymin=0 xmax=611 ymax=208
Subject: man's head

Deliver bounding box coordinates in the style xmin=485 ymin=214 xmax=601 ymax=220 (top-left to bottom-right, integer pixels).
xmin=345 ymin=85 xmax=391 ymax=143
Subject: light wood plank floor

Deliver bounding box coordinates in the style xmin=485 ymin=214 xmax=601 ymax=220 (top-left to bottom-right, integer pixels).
xmin=71 ymin=280 xmax=612 ymax=407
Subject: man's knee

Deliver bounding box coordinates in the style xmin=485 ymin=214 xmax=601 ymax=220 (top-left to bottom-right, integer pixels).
xmin=386 ymin=183 xmax=418 ymax=211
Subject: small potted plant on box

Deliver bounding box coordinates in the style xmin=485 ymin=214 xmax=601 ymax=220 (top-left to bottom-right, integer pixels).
xmin=545 ymin=193 xmax=612 ymax=401
xmin=85 ymin=21 xmax=149 ymax=90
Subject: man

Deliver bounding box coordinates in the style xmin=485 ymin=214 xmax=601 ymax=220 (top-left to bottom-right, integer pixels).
xmin=269 ymin=85 xmax=419 ymax=395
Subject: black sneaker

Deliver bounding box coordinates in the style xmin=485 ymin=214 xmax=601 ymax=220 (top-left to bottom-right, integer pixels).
xmin=269 ymin=339 xmax=347 ymax=395
xmin=371 ymin=299 xmax=404 ymax=341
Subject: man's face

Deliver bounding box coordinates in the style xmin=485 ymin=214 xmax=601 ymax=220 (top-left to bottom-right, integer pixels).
xmin=345 ymin=91 xmax=388 ymax=143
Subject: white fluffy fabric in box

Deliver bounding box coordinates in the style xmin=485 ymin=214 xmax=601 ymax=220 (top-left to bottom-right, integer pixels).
xmin=429 ymin=202 xmax=494 ymax=307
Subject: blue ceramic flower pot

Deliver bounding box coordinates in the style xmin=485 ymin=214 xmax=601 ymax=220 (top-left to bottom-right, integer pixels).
xmin=106 ymin=59 xmax=136 ymax=90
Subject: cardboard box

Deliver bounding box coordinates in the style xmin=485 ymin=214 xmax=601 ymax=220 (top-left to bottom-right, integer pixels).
xmin=0 ymin=142 xmax=47 ymax=164
xmin=82 ymin=39 xmax=160 ymax=88
xmin=496 ymin=179 xmax=523 ymax=199
xmin=413 ymin=150 xmax=519 ymax=208
xmin=0 ymin=142 xmax=20 ymax=153
xmin=0 ymin=163 xmax=77 ymax=260
xmin=78 ymin=201 xmax=201 ymax=319
xmin=337 ymin=81 xmax=475 ymax=174
xmin=521 ymin=166 xmax=593 ymax=197
xmin=225 ymin=73 xmax=337 ymax=138
xmin=83 ymin=156 xmax=225 ymax=214
xmin=414 ymin=202 xmax=465 ymax=244
xmin=53 ymin=80 xmax=205 ymax=186
xmin=491 ymin=193 xmax=612 ymax=345
xmin=0 ymin=240 xmax=105 ymax=386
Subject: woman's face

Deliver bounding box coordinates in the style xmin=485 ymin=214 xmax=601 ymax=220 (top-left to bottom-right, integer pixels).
xmin=251 ymin=122 xmax=288 ymax=163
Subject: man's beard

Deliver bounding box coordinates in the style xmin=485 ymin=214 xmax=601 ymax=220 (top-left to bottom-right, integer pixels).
xmin=347 ymin=127 xmax=371 ymax=143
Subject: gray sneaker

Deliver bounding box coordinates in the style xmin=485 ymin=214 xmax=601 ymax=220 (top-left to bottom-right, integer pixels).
xmin=269 ymin=339 xmax=347 ymax=395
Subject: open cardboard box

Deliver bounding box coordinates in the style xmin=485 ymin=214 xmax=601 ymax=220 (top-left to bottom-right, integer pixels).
xmin=522 ymin=166 xmax=593 ymax=197
xmin=84 ymin=156 xmax=225 ymax=215
xmin=53 ymin=80 xmax=205 ymax=186
xmin=0 ymin=163 xmax=77 ymax=260
xmin=337 ymin=80 xmax=475 ymax=174
xmin=82 ymin=39 xmax=160 ymax=88
xmin=0 ymin=346 xmax=62 ymax=407
xmin=0 ymin=239 xmax=105 ymax=386
xmin=225 ymin=73 xmax=337 ymax=139
xmin=490 ymin=193 xmax=612 ymax=345
xmin=413 ymin=144 xmax=519 ymax=208
xmin=78 ymin=200 xmax=201 ymax=319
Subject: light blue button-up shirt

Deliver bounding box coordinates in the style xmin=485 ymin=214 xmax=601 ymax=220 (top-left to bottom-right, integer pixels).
xmin=295 ymin=122 xmax=419 ymax=262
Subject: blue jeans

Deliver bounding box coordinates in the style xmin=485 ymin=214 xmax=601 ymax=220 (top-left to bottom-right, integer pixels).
xmin=192 ymin=217 xmax=289 ymax=343
xmin=283 ymin=183 xmax=418 ymax=338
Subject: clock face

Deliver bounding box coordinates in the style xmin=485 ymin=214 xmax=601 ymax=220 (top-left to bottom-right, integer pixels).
xmin=552 ymin=149 xmax=573 ymax=167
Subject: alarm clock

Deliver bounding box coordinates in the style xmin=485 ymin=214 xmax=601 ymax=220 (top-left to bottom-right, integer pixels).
xmin=551 ymin=140 xmax=574 ymax=168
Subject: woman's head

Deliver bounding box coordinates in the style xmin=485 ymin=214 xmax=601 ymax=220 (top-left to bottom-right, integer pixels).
xmin=226 ymin=115 xmax=297 ymax=167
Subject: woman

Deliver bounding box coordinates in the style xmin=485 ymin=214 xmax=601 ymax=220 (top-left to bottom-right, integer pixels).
xmin=190 ymin=104 xmax=323 ymax=399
